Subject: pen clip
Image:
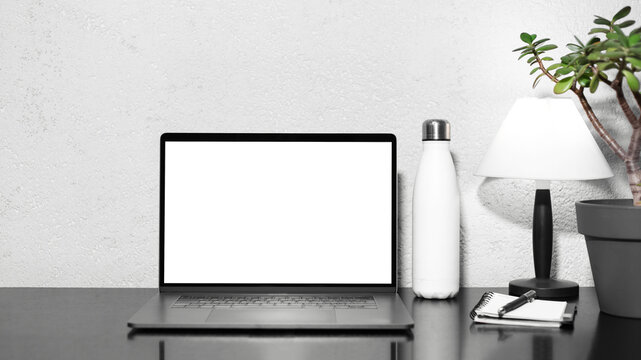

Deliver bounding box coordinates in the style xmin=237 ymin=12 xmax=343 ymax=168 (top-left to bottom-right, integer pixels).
xmin=524 ymin=290 xmax=537 ymax=302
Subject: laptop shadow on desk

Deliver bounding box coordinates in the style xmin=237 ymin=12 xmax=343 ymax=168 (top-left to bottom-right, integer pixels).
xmin=127 ymin=329 xmax=413 ymax=360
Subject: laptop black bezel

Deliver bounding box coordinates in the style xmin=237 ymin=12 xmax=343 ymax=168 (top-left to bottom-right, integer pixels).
xmin=159 ymin=133 xmax=397 ymax=293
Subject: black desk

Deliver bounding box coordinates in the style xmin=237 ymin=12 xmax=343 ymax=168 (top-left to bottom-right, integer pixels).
xmin=1 ymin=287 xmax=639 ymax=359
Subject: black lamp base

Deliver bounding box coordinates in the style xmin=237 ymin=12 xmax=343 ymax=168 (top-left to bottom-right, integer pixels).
xmin=509 ymin=278 xmax=578 ymax=300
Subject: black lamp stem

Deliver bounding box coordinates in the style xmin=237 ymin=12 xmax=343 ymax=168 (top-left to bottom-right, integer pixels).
xmin=533 ymin=189 xmax=553 ymax=279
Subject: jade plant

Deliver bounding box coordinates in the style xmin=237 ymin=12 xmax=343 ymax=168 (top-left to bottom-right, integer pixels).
xmin=514 ymin=6 xmax=641 ymax=206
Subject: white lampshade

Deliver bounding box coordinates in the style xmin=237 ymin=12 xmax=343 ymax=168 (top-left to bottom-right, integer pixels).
xmin=476 ymin=97 xmax=613 ymax=181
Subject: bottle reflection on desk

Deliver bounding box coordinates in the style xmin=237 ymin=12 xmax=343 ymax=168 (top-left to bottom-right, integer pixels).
xmin=532 ymin=335 xmax=552 ymax=360
xmin=410 ymin=297 xmax=461 ymax=360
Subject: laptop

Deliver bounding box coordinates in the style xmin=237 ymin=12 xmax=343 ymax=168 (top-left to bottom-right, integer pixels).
xmin=127 ymin=133 xmax=413 ymax=329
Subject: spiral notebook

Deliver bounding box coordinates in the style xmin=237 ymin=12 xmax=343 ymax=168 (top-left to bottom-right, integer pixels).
xmin=469 ymin=292 xmax=576 ymax=328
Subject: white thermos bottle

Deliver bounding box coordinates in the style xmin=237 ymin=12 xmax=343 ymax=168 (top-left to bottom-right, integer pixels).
xmin=412 ymin=119 xmax=460 ymax=299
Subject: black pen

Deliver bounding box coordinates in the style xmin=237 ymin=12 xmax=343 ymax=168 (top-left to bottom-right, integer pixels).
xmin=498 ymin=290 xmax=537 ymax=317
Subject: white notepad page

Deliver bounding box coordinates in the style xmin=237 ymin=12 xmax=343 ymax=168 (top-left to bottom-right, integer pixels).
xmin=477 ymin=293 xmax=567 ymax=322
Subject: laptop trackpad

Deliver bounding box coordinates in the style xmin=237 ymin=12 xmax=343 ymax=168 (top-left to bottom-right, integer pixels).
xmin=206 ymin=309 xmax=336 ymax=324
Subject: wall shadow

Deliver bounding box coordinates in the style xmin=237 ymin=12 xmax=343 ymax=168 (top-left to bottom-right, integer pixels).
xmin=451 ymin=152 xmax=467 ymax=286
xmin=398 ymin=172 xmax=407 ymax=286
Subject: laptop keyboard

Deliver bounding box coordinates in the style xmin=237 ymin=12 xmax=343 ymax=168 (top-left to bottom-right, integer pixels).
xmin=171 ymin=295 xmax=378 ymax=309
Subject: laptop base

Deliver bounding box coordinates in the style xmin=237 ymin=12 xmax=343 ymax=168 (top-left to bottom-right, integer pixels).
xmin=128 ymin=292 xmax=413 ymax=330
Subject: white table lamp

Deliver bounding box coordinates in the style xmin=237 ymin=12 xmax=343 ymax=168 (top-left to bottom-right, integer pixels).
xmin=476 ymin=97 xmax=613 ymax=299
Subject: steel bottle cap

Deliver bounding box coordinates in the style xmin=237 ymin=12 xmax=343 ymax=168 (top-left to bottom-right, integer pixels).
xmin=422 ymin=119 xmax=451 ymax=141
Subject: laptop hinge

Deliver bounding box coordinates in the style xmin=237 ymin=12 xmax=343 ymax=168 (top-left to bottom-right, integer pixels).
xmin=159 ymin=285 xmax=397 ymax=293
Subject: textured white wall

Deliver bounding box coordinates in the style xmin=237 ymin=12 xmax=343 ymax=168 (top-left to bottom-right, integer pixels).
xmin=1 ymin=0 xmax=638 ymax=287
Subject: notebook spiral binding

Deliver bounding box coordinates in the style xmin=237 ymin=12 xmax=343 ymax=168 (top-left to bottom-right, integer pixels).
xmin=469 ymin=291 xmax=495 ymax=320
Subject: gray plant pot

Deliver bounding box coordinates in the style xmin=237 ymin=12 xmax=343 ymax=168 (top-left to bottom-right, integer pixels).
xmin=576 ymin=199 xmax=641 ymax=318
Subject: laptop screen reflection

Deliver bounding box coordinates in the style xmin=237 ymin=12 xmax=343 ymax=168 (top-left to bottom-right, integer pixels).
xmin=128 ymin=332 xmax=411 ymax=360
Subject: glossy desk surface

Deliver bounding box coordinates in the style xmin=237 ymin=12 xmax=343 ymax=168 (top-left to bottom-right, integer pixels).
xmin=1 ymin=287 xmax=639 ymax=360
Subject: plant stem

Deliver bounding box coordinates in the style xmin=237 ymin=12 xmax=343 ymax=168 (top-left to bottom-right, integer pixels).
xmin=629 ymin=125 xmax=641 ymax=163
xmin=626 ymin=167 xmax=641 ymax=206
xmin=576 ymin=91 xmax=626 ymax=160
xmin=625 ymin=126 xmax=641 ymax=206
xmin=534 ymin=55 xmax=559 ymax=84
xmin=633 ymin=91 xmax=641 ymax=112
xmin=609 ymin=71 xmax=641 ymax=128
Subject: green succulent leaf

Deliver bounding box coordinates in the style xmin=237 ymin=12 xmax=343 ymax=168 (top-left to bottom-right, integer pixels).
xmin=587 ymin=53 xmax=602 ymax=61
xmin=532 ymin=73 xmax=546 ymax=88
xmin=597 ymin=61 xmax=614 ymax=71
xmin=578 ymin=75 xmax=591 ymax=87
xmin=554 ymin=76 xmax=575 ymax=94
xmin=513 ymin=45 xmax=530 ymax=52
xmin=597 ymin=39 xmax=618 ymax=49
xmin=541 ymin=57 xmax=554 ymax=61
xmin=570 ymin=57 xmax=583 ymax=66
xmin=561 ymin=54 xmax=578 ymax=64
xmin=527 ymin=56 xmax=537 ymax=64
xmin=537 ymin=44 xmax=558 ymax=51
xmin=530 ymin=67 xmax=541 ymax=75
xmin=520 ymin=32 xmax=533 ymax=44
xmin=606 ymin=32 xmax=620 ymax=40
xmin=589 ymin=28 xmax=610 ymax=34
xmin=589 ymin=73 xmax=600 ymax=93
xmin=627 ymin=57 xmax=641 ymax=69
xmin=555 ymin=67 xmax=574 ymax=76
xmin=618 ymin=20 xmax=636 ymax=28
xmin=594 ymin=18 xmax=611 ymax=26
xmin=567 ymin=43 xmax=582 ymax=52
xmin=518 ymin=52 xmax=533 ymax=60
xmin=612 ymin=6 xmax=631 ymax=22
xmin=629 ymin=34 xmax=640 ymax=46
xmin=587 ymin=37 xmax=601 ymax=45
xmin=574 ymin=36 xmax=585 ymax=47
xmin=604 ymin=50 xmax=627 ymax=59
xmin=623 ymin=70 xmax=640 ymax=92
xmin=547 ymin=63 xmax=563 ymax=71
xmin=576 ymin=64 xmax=589 ymax=78
xmin=533 ymin=38 xmax=550 ymax=46
xmin=632 ymin=27 xmax=641 ymax=35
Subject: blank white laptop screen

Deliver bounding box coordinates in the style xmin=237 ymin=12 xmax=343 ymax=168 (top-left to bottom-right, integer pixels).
xmin=163 ymin=140 xmax=393 ymax=284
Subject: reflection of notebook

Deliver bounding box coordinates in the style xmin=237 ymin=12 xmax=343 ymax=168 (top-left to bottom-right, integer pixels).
xmin=470 ymin=292 xmax=576 ymax=328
